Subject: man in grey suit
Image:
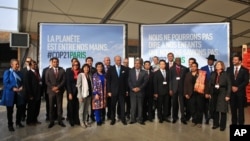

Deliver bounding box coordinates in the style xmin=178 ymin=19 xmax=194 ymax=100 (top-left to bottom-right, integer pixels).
xmin=45 ymin=57 xmax=66 ymax=128
xmin=128 ymin=58 xmax=148 ymax=125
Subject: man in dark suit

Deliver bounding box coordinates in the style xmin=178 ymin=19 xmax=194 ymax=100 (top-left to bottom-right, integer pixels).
xmin=169 ymin=57 xmax=188 ymax=124
xmin=20 ymin=57 xmax=32 ymax=121
xmin=200 ymin=54 xmax=217 ymax=124
xmin=143 ymin=61 xmax=154 ymax=122
xmin=154 ymin=60 xmax=170 ymax=123
xmin=45 ymin=57 xmax=66 ymax=128
xmin=106 ymin=55 xmax=128 ymax=125
xmin=24 ymin=60 xmax=42 ymax=125
xmin=128 ymin=58 xmax=148 ymax=125
xmin=166 ymin=52 xmax=175 ymax=120
xmin=226 ymin=54 xmax=249 ymax=125
xmin=41 ymin=58 xmax=53 ymax=121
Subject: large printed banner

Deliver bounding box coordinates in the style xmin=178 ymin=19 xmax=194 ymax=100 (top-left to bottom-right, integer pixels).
xmin=141 ymin=23 xmax=230 ymax=67
xmin=39 ymin=23 xmax=126 ymax=72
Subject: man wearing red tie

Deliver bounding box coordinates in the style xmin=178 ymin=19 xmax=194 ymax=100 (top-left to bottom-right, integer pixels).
xmin=45 ymin=57 xmax=66 ymax=128
xmin=226 ymin=54 xmax=249 ymax=125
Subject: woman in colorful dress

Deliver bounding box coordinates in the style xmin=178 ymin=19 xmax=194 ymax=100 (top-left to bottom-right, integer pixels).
xmin=92 ymin=62 xmax=106 ymax=126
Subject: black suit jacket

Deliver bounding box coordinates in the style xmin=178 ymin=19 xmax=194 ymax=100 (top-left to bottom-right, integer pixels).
xmin=24 ymin=70 xmax=41 ymax=100
xmin=145 ymin=70 xmax=154 ymax=97
xmin=45 ymin=67 xmax=66 ymax=95
xmin=153 ymin=69 xmax=169 ymax=95
xmin=42 ymin=66 xmax=50 ymax=95
xmin=65 ymin=68 xmax=80 ymax=97
xmin=226 ymin=66 xmax=249 ymax=95
xmin=106 ymin=65 xmax=129 ymax=96
xmin=128 ymin=69 xmax=148 ymax=97
xmin=169 ymin=65 xmax=188 ymax=94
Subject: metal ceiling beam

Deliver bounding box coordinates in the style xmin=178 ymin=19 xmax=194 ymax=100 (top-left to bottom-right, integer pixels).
xmin=100 ymin=0 xmax=125 ymax=23
xmin=222 ymin=6 xmax=250 ymax=22
xmin=232 ymin=29 xmax=250 ymax=39
xmin=166 ymin=0 xmax=206 ymax=23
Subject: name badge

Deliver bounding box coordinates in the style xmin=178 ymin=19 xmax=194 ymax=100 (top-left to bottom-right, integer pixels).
xmin=163 ymin=81 xmax=167 ymax=85
xmin=176 ymin=77 xmax=180 ymax=80
xmin=215 ymin=84 xmax=220 ymax=89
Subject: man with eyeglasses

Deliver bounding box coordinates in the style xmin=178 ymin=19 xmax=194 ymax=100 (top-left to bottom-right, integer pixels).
xmin=20 ymin=57 xmax=32 ymax=122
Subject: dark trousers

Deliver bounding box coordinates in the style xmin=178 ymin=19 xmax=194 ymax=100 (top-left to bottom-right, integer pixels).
xmin=213 ymin=111 xmax=227 ymax=129
xmin=6 ymin=94 xmax=23 ymax=126
xmin=68 ymin=97 xmax=80 ymax=125
xmin=230 ymin=92 xmax=245 ymax=125
xmin=111 ymin=94 xmax=125 ymax=121
xmin=125 ymin=95 xmax=131 ymax=118
xmin=107 ymin=97 xmax=111 ymax=119
xmin=130 ymin=93 xmax=144 ymax=122
xmin=35 ymin=99 xmax=41 ymax=121
xmin=27 ymin=98 xmax=40 ymax=124
xmin=204 ymin=98 xmax=210 ymax=121
xmin=27 ymin=99 xmax=36 ymax=124
xmin=189 ymin=93 xmax=204 ymax=124
xmin=172 ymin=90 xmax=185 ymax=121
xmin=143 ymin=94 xmax=154 ymax=121
xmin=45 ymin=93 xmax=50 ymax=119
xmin=49 ymin=93 xmax=63 ymax=123
xmin=157 ymin=94 xmax=169 ymax=120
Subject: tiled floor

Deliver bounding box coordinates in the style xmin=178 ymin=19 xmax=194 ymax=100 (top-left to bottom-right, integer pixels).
xmin=0 ymin=95 xmax=249 ymax=141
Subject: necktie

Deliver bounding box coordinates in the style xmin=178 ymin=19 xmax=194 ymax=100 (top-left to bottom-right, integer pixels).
xmin=210 ymin=66 xmax=213 ymax=73
xmin=162 ymin=70 xmax=166 ymax=79
xmin=54 ymin=68 xmax=58 ymax=78
xmin=234 ymin=67 xmax=238 ymax=80
xmin=176 ymin=66 xmax=180 ymax=76
xmin=117 ymin=66 xmax=120 ymax=77
xmin=136 ymin=69 xmax=140 ymax=80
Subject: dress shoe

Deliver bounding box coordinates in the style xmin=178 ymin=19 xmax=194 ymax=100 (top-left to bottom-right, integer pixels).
xmin=172 ymin=120 xmax=177 ymax=124
xmin=16 ymin=123 xmax=24 ymax=128
xmin=164 ymin=119 xmax=171 ymax=123
xmin=212 ymin=126 xmax=219 ymax=129
xmin=48 ymin=122 xmax=54 ymax=128
xmin=148 ymin=119 xmax=153 ymax=122
xmin=139 ymin=121 xmax=145 ymax=125
xmin=122 ymin=120 xmax=127 ymax=125
xmin=181 ymin=120 xmax=187 ymax=125
xmin=129 ymin=121 xmax=136 ymax=124
xmin=110 ymin=120 xmax=116 ymax=125
xmin=8 ymin=126 xmax=15 ymax=132
xmin=58 ymin=122 xmax=66 ymax=127
xmin=159 ymin=119 xmax=163 ymax=123
xmin=220 ymin=128 xmax=225 ymax=131
xmin=36 ymin=121 xmax=42 ymax=124
xmin=205 ymin=119 xmax=209 ymax=124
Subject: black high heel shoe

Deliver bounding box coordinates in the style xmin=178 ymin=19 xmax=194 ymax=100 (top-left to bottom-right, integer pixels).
xmin=16 ymin=123 xmax=24 ymax=128
xmin=8 ymin=126 xmax=15 ymax=131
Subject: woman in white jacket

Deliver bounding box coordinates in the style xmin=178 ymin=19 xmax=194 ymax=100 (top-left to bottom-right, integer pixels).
xmin=76 ymin=64 xmax=93 ymax=128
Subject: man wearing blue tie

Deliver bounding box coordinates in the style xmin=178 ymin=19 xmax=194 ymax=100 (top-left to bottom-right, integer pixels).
xmin=106 ymin=56 xmax=129 ymax=125
xmin=200 ymin=54 xmax=217 ymax=124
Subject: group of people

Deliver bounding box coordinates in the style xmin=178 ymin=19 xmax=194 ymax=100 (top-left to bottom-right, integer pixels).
xmin=0 ymin=53 xmax=248 ymax=133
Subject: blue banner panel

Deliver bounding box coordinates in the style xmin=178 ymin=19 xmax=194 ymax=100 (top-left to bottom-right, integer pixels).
xmin=141 ymin=23 xmax=230 ymax=67
xmin=39 ymin=23 xmax=126 ymax=72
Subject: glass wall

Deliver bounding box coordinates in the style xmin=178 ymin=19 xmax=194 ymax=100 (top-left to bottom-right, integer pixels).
xmin=0 ymin=0 xmax=19 ymax=31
